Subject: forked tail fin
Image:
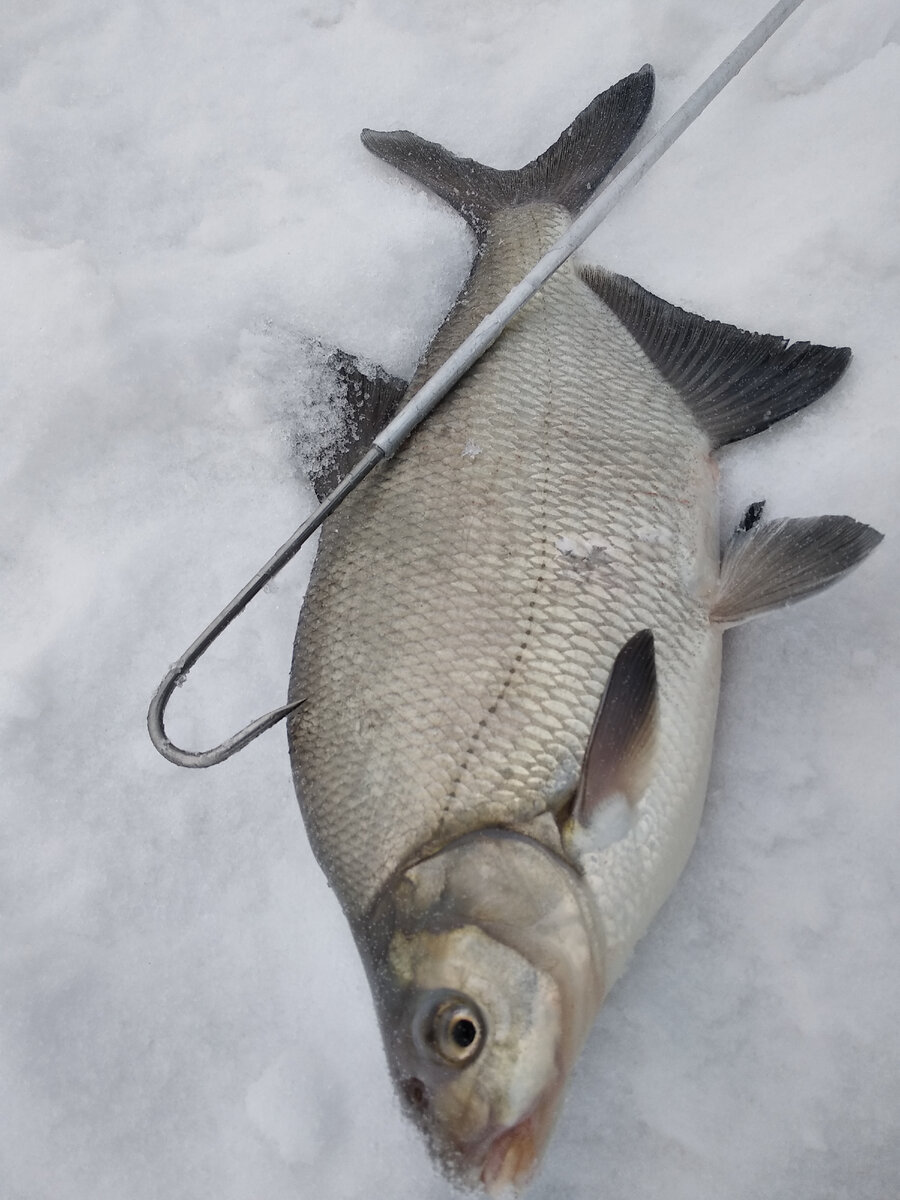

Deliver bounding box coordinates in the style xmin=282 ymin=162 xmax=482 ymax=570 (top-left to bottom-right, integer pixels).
xmin=361 ymin=66 xmax=655 ymax=235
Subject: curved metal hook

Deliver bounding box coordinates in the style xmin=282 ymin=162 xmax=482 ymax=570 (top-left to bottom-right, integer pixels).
xmin=149 ymin=672 xmax=303 ymax=769
xmin=148 ymin=447 xmax=384 ymax=767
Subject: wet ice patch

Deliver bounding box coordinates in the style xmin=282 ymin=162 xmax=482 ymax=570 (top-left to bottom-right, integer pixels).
xmin=569 ymin=793 xmax=634 ymax=855
xmin=556 ymin=532 xmax=636 ymax=566
xmin=588 ymin=793 xmax=634 ymax=850
xmin=462 ymin=439 xmax=482 ymax=458
xmin=635 ymin=524 xmax=674 ymax=547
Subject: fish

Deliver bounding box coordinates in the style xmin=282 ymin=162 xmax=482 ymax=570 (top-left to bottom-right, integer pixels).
xmin=286 ymin=66 xmax=882 ymax=1193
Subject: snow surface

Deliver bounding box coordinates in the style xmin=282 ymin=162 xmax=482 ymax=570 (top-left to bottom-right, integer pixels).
xmin=2 ymin=1 xmax=898 ymax=1198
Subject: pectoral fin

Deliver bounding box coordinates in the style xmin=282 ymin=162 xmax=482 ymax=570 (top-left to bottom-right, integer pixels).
xmin=711 ymin=515 xmax=883 ymax=625
xmin=569 ymin=629 xmax=658 ymax=829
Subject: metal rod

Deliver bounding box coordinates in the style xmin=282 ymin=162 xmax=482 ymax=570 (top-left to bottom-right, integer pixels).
xmin=149 ymin=0 xmax=808 ymax=768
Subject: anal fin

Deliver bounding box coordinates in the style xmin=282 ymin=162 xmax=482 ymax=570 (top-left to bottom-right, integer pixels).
xmin=711 ymin=515 xmax=883 ymax=625
xmin=569 ymin=629 xmax=658 ymax=830
xmin=308 ymin=348 xmax=408 ymax=501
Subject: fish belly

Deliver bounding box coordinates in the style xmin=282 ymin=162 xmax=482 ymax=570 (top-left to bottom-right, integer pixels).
xmin=288 ymin=206 xmax=721 ymax=942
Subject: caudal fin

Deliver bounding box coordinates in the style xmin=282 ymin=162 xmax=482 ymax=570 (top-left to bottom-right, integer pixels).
xmin=361 ymin=66 xmax=654 ymax=235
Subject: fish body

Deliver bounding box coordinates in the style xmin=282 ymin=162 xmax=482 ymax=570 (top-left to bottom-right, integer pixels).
xmin=287 ymin=68 xmax=881 ymax=1190
xmin=292 ymin=199 xmax=718 ymax=972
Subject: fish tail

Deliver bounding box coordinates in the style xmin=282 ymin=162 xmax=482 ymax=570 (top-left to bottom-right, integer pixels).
xmin=360 ymin=66 xmax=655 ymax=235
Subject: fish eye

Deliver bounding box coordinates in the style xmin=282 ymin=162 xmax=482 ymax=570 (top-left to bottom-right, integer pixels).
xmin=426 ymin=996 xmax=485 ymax=1066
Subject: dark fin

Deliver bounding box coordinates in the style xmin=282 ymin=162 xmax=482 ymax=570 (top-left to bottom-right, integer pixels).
xmin=711 ymin=516 xmax=883 ymax=625
xmin=737 ymin=500 xmax=766 ymax=533
xmin=361 ymin=66 xmax=654 ymax=235
xmin=309 ymin=349 xmax=408 ymax=500
xmin=579 ymin=267 xmax=852 ymax=448
xmin=571 ymin=630 xmax=658 ymax=827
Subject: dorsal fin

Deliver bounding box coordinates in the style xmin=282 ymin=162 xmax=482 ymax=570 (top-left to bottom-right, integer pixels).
xmin=361 ymin=66 xmax=655 ymax=236
xmin=579 ymin=266 xmax=851 ymax=448
xmin=570 ymin=629 xmax=658 ymax=828
xmin=308 ymin=349 xmax=408 ymax=500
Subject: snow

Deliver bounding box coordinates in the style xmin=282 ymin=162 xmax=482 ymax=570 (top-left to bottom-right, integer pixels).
xmin=1 ymin=2 xmax=897 ymax=1198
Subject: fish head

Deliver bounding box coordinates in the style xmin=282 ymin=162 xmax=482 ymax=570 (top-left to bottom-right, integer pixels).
xmin=365 ymin=831 xmax=605 ymax=1193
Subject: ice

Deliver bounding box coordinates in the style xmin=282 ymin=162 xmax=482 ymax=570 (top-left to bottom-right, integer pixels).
xmin=2 ymin=1 xmax=898 ymax=1198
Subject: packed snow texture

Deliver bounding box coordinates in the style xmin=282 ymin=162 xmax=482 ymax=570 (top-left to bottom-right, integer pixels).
xmin=2 ymin=1 xmax=898 ymax=1198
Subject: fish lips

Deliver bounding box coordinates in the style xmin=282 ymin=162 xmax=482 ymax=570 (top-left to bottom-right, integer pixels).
xmin=471 ymin=1082 xmax=564 ymax=1196
xmin=411 ymin=1073 xmax=563 ymax=1196
xmin=479 ymin=1113 xmax=540 ymax=1195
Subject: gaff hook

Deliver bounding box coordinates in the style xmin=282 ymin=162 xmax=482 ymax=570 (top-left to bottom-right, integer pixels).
xmin=148 ymin=0 xmax=809 ymax=768
xmin=147 ymin=447 xmax=383 ymax=766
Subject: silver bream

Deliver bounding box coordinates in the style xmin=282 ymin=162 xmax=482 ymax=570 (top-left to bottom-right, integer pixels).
xmin=287 ymin=68 xmax=881 ymax=1192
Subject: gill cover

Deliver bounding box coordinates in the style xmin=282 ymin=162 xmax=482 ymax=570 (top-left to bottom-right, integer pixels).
xmin=365 ymin=832 xmax=605 ymax=1192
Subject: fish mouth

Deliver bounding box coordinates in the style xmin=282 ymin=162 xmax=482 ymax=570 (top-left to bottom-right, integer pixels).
xmin=478 ymin=1113 xmax=540 ymax=1195
xmin=475 ymin=1081 xmax=563 ymax=1196
xmin=422 ymin=1094 xmax=555 ymax=1196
